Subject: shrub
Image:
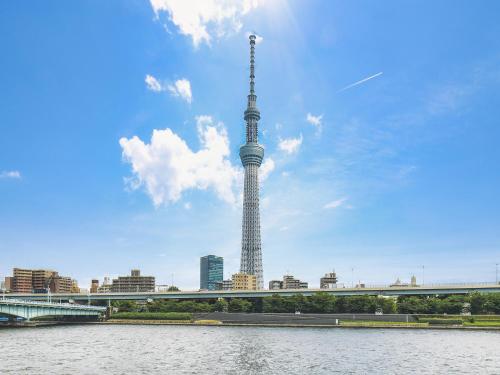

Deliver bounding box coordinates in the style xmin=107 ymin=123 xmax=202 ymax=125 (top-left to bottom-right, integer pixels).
xmin=111 ymin=312 xmax=192 ymax=320
xmin=418 ymin=318 xmax=463 ymax=325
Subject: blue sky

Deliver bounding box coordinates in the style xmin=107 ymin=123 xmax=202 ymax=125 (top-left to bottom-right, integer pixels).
xmin=1 ymin=0 xmax=499 ymax=289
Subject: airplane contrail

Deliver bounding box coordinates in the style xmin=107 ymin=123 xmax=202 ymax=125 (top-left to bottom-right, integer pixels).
xmin=337 ymin=72 xmax=383 ymax=93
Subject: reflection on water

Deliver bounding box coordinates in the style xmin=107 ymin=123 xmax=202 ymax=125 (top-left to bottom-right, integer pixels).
xmin=0 ymin=325 xmax=499 ymax=374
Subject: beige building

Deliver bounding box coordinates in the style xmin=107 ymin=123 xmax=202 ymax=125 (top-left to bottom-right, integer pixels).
xmin=12 ymin=268 xmax=33 ymax=293
xmin=231 ymin=273 xmax=257 ymax=290
xmin=71 ymin=279 xmax=80 ymax=293
xmin=53 ymin=276 xmax=72 ymax=293
xmin=97 ymin=277 xmax=112 ymax=293
xmin=111 ymin=270 xmax=155 ymax=292
xmin=4 ymin=276 xmax=13 ymax=291
xmin=90 ymin=279 xmax=99 ymax=293
xmin=32 ymin=269 xmax=57 ymax=292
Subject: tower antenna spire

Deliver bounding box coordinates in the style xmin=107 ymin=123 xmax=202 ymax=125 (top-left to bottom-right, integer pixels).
xmin=249 ymin=34 xmax=256 ymax=95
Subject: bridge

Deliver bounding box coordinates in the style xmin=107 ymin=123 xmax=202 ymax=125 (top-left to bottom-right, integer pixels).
xmin=0 ymin=299 xmax=106 ymax=321
xmin=4 ymin=283 xmax=500 ymax=303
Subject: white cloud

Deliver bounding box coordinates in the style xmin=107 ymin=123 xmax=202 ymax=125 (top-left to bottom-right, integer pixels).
xmin=145 ymin=74 xmax=163 ymax=92
xmin=167 ymin=78 xmax=192 ymax=103
xmin=306 ymin=113 xmax=323 ymax=134
xmin=150 ymin=0 xmax=261 ymax=47
xmin=323 ymin=197 xmax=348 ymax=210
xmin=278 ymin=134 xmax=303 ymax=154
xmin=184 ymin=202 xmax=192 ymax=210
xmin=145 ymin=75 xmax=193 ymax=104
xmin=0 ymin=170 xmax=21 ymax=179
xmin=260 ymin=158 xmax=275 ymax=181
xmin=119 ymin=115 xmax=240 ymax=206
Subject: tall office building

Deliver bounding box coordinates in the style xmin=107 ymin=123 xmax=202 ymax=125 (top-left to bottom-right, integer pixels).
xmin=239 ymin=34 xmax=264 ymax=289
xmin=200 ymin=255 xmax=223 ymax=290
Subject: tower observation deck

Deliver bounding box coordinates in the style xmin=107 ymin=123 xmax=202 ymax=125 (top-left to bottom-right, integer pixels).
xmin=239 ymin=34 xmax=264 ymax=289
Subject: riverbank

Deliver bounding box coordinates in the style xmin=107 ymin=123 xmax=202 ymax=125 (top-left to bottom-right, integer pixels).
xmin=102 ymin=319 xmax=500 ymax=330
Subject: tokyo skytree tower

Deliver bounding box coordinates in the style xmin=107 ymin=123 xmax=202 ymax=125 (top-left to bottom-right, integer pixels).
xmin=239 ymin=34 xmax=264 ymax=289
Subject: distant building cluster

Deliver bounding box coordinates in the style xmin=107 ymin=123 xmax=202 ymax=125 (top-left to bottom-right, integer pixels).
xmin=90 ymin=270 xmax=155 ymax=293
xmin=390 ymin=275 xmax=418 ymax=288
xmin=2 ymin=268 xmax=79 ymax=294
xmin=0 ymin=261 xmax=428 ymax=293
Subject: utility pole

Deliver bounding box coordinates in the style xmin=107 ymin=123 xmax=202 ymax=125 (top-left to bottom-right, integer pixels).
xmin=496 ymin=263 xmax=498 ymax=284
xmin=422 ymin=265 xmax=425 ymax=286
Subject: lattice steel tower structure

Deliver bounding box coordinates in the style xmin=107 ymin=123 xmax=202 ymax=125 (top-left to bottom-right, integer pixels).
xmin=239 ymin=34 xmax=264 ymax=289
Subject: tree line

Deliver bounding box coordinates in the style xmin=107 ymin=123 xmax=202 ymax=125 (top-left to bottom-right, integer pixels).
xmin=112 ymin=292 xmax=500 ymax=315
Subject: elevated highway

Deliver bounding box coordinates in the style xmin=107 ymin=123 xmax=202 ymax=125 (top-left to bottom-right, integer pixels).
xmin=5 ymin=283 xmax=500 ymax=303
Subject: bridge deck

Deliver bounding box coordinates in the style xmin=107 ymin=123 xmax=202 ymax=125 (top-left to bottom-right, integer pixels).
xmin=4 ymin=283 xmax=500 ymax=302
xmin=0 ymin=299 xmax=106 ymax=320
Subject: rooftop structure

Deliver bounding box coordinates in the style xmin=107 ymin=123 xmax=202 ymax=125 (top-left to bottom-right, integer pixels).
xmin=320 ymin=271 xmax=338 ymax=289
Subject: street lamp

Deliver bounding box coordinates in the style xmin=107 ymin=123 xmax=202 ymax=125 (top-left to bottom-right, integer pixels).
xmin=422 ymin=265 xmax=425 ymax=286
xmin=496 ymin=263 xmax=498 ymax=285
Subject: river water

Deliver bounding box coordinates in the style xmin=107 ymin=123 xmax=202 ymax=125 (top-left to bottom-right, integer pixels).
xmin=1 ymin=325 xmax=499 ymax=374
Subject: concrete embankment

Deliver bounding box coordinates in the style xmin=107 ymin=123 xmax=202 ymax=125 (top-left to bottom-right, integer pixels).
xmin=193 ymin=312 xmax=417 ymax=325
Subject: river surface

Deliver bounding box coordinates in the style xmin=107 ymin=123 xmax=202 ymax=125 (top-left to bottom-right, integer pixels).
xmin=1 ymin=325 xmax=499 ymax=374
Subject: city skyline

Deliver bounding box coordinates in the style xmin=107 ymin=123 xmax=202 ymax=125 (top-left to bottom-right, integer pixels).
xmin=1 ymin=1 xmax=500 ymax=289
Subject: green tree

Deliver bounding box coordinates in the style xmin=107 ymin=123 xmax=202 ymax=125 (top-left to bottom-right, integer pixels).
xmin=397 ymin=296 xmax=429 ymax=314
xmin=469 ymin=292 xmax=485 ymax=314
xmin=168 ymin=286 xmax=180 ymax=292
xmin=263 ymin=294 xmax=287 ymax=313
xmin=228 ymin=298 xmax=252 ymax=312
xmin=213 ymin=298 xmax=228 ymax=312
xmin=308 ymin=293 xmax=336 ymax=313
xmin=113 ymin=300 xmax=139 ymax=312
xmin=376 ymin=297 xmax=397 ymax=314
